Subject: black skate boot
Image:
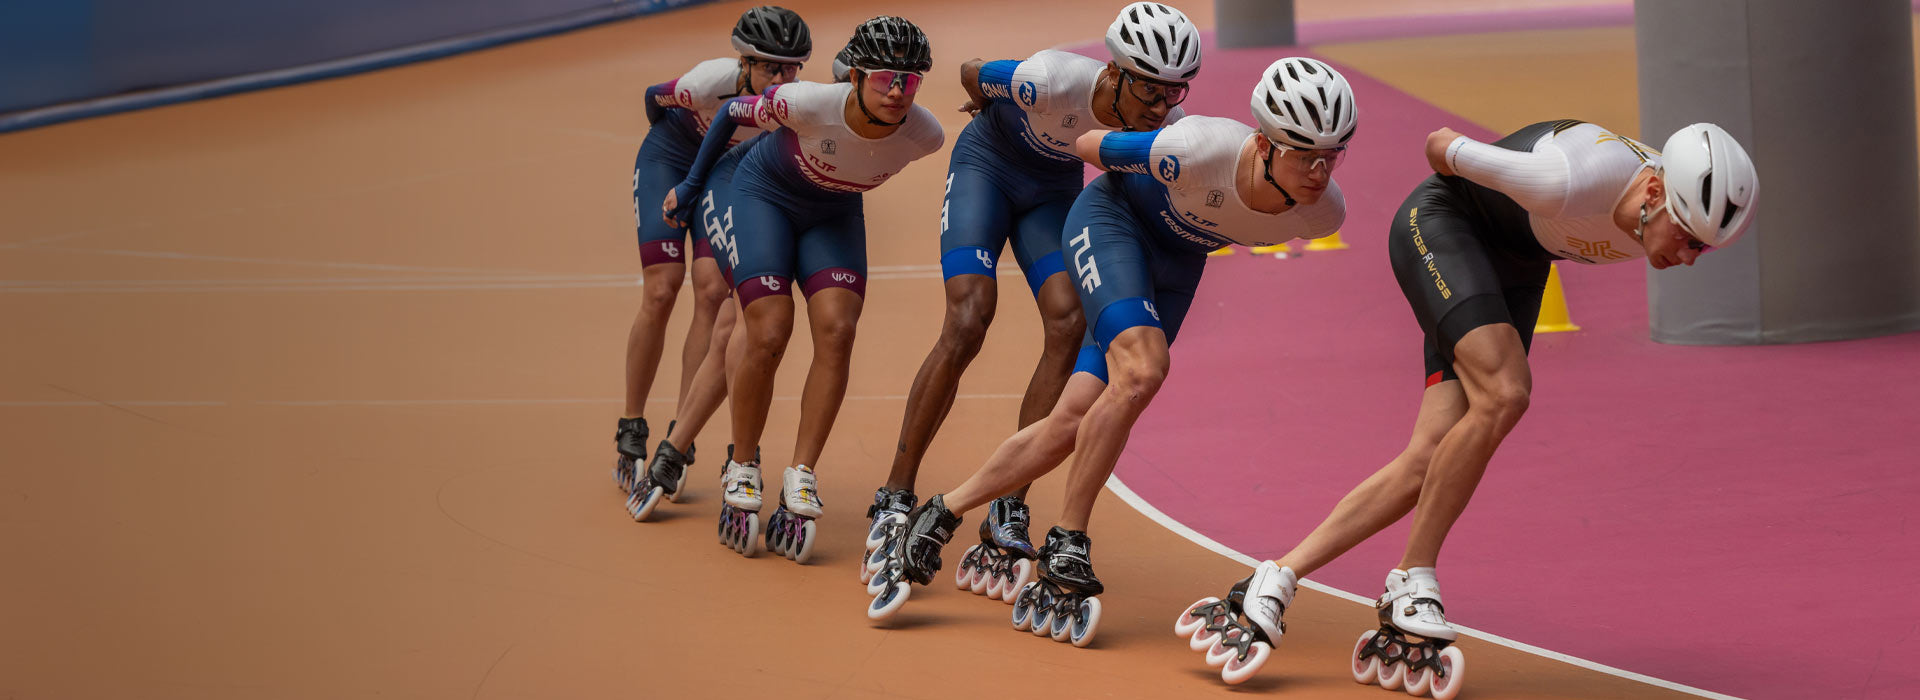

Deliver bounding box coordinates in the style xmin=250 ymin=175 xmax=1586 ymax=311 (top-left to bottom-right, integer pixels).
xmin=1012 ymin=526 xmax=1104 ymax=647
xmin=956 ymin=494 xmax=1038 ymax=600
xmin=627 ymin=434 xmax=693 ymax=522
xmin=864 ymin=494 xmax=961 ymax=621
xmin=861 ymin=487 xmax=918 ymax=582
xmin=612 ymin=417 xmax=648 ymax=493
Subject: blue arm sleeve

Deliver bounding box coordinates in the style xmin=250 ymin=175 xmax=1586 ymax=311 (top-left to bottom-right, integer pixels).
xmin=643 ymin=82 xmax=674 ymax=125
xmin=976 ymin=60 xmax=1021 ymax=103
xmin=1098 ymin=130 xmax=1158 ymax=174
xmin=665 ymin=96 xmax=757 ymax=226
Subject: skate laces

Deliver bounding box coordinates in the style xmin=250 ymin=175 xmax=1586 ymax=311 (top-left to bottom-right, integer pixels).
xmin=725 ymin=462 xmax=760 ymax=497
xmin=786 ymin=466 xmax=821 ymax=507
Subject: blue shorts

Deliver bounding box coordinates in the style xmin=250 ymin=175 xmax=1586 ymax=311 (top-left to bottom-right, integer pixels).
xmin=938 ymin=122 xmax=1083 ymax=296
xmin=709 ymin=135 xmax=868 ymax=307
xmin=696 ymin=143 xmax=757 ymax=290
xmin=633 ymin=128 xmax=712 ymax=267
xmin=1064 ymin=174 xmax=1208 ymax=382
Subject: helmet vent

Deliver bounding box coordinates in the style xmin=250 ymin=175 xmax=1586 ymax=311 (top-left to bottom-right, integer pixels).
xmin=1699 ymin=173 xmax=1712 ymax=213
xmin=1301 ymin=99 xmax=1322 ymax=130
xmin=1720 ymin=202 xmax=1741 ymax=228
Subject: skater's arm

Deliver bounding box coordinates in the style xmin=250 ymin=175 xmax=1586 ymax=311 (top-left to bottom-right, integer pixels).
xmin=1433 ymin=127 xmax=1573 ymax=217
xmin=663 ymin=96 xmax=769 ymax=227
xmin=643 ymin=80 xmax=682 ymax=125
xmin=1078 ymin=129 xmax=1158 ymax=174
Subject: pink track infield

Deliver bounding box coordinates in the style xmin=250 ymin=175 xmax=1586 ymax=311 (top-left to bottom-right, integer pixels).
xmin=1067 ymin=38 xmax=1920 ymax=700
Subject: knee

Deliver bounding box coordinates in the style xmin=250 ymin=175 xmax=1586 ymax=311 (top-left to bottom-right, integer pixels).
xmin=743 ymin=309 xmax=793 ymax=356
xmin=1108 ymin=358 xmax=1167 ymax=405
xmin=1476 ymin=381 xmax=1531 ymax=427
xmin=815 ymin=314 xmax=860 ymax=356
xmin=642 ymin=278 xmax=682 ymax=312
xmin=1042 ymin=307 xmax=1086 ymax=349
xmin=693 ymin=276 xmax=730 ymax=310
xmin=940 ymin=296 xmax=995 ymax=353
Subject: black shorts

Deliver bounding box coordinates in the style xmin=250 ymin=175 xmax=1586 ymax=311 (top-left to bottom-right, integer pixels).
xmin=1388 ymin=177 xmax=1554 ymax=386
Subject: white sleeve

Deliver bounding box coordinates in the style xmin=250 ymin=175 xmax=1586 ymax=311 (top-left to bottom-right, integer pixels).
xmin=1445 ymin=136 xmax=1572 ymax=218
xmin=1010 ymin=56 xmax=1054 ymax=114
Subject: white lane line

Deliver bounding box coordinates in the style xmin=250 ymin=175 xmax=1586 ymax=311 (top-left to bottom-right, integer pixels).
xmin=1103 ymin=476 xmax=1744 ymax=700
xmin=0 ymin=400 xmax=229 ymax=407
xmin=0 ymin=262 xmax=971 ymax=293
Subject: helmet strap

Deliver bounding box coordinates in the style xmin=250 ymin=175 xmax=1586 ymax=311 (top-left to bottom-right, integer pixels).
xmin=854 ymin=75 xmax=907 ymax=127
xmin=1260 ymin=147 xmax=1297 ymax=208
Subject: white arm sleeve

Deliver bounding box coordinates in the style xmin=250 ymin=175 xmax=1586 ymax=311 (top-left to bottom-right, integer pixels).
xmin=1445 ymin=136 xmax=1573 ymax=218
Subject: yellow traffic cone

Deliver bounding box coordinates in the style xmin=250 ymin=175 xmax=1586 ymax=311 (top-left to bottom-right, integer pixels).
xmin=1534 ymin=262 xmax=1581 ymax=333
xmin=1249 ymin=242 xmax=1292 ymax=256
xmin=1207 ymin=246 xmax=1236 ymax=257
xmin=1304 ymin=231 xmax=1350 ymax=251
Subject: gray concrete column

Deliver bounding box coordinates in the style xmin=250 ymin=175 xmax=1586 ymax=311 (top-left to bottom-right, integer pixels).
xmin=1214 ymin=0 xmax=1295 ymax=48
xmin=1636 ymin=0 xmax=1920 ymax=344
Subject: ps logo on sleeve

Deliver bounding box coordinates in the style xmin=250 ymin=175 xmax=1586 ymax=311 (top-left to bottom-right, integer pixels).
xmin=1018 ymin=81 xmax=1037 ymax=107
xmin=1158 ymin=156 xmax=1181 ymax=181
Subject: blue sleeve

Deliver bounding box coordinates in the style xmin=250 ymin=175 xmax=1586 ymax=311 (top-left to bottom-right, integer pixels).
xmin=682 ymin=97 xmax=759 ymax=190
xmin=976 ymin=60 xmax=1021 ymax=103
xmin=1099 ymin=130 xmax=1159 ymax=174
xmin=665 ymin=96 xmax=757 ymax=226
xmin=643 ymin=82 xmax=674 ymax=125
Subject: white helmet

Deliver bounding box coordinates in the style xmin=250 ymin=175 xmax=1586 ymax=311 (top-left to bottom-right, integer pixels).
xmin=1660 ymin=123 xmax=1759 ymax=247
xmin=1250 ymin=57 xmax=1356 ymax=150
xmin=1105 ymin=3 xmax=1202 ymax=81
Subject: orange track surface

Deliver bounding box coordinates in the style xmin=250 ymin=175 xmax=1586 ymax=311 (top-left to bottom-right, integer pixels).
xmin=2 ymin=1 xmax=1699 ymax=697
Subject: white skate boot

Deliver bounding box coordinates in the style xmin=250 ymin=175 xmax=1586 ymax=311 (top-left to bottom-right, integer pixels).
xmin=765 ymin=465 xmax=822 ymax=563
xmin=717 ymin=458 xmax=763 ymax=556
xmin=1352 ymin=567 xmax=1466 ymax=699
xmin=1174 ymin=560 xmax=1297 ymax=684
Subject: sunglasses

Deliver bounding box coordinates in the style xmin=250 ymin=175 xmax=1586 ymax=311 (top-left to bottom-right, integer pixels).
xmin=1123 ymin=71 xmax=1191 ymax=107
xmin=1635 ymin=203 xmax=1713 ymax=253
xmin=1273 ymin=144 xmax=1347 ymax=174
xmin=863 ymin=69 xmax=924 ymax=96
xmin=747 ymin=58 xmax=802 ymax=81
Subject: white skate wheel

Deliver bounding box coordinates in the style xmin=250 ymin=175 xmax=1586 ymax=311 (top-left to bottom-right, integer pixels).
xmin=1010 ymin=583 xmax=1037 ymax=631
xmin=1205 ymin=626 xmax=1249 ymax=667
xmin=1428 ymin=646 xmax=1465 ymax=700
xmin=1190 ymin=623 xmax=1221 ymax=652
xmin=1352 ymin=630 xmax=1382 ymax=685
xmin=742 ymin=514 xmax=762 ymax=558
xmin=969 ymin=565 xmax=992 ymax=596
xmin=983 ymin=571 xmax=1004 ymax=599
xmin=1001 ymin=559 xmax=1033 ymax=604
xmin=1069 ymin=597 xmax=1100 ymax=648
xmin=1028 ymin=596 xmax=1054 ymax=637
xmin=1221 ymin=641 xmax=1271 ymax=685
xmin=866 ymin=513 xmax=902 ymax=550
xmin=953 ymin=547 xmax=974 ymax=589
xmin=865 ymin=568 xmax=893 ymax=596
xmin=793 ymin=520 xmax=816 ymax=564
xmin=867 ymin=581 xmax=910 ymax=620
xmin=667 ymin=466 xmax=688 ymax=503
xmin=632 ymin=486 xmax=663 ymax=522
xmin=1379 ymin=654 xmax=1407 ymax=691
xmin=1174 ymin=596 xmax=1221 ymax=638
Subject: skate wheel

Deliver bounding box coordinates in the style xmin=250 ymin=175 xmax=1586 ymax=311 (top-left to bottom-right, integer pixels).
xmin=1010 ymin=582 xmax=1038 ymax=631
xmin=865 ymin=569 xmax=892 ymax=596
xmin=667 ymin=464 xmax=689 ymax=503
xmin=969 ymin=564 xmax=993 ymax=596
xmin=1379 ymin=656 xmax=1407 ymax=691
xmin=631 ymin=486 xmax=663 ymax=522
xmin=1174 ymin=596 xmax=1221 ymax=638
xmin=866 ymin=513 xmax=902 ymax=550
xmin=1205 ymin=626 xmax=1250 ymax=667
xmin=984 ymin=570 xmax=1006 ymax=600
xmin=1221 ymin=641 xmax=1271 ymax=685
xmin=1427 ymin=646 xmax=1464 ymax=700
xmin=613 ymin=457 xmax=628 ymax=492
xmin=1028 ymin=589 xmax=1054 ymax=637
xmin=1352 ymin=630 xmax=1382 ymax=685
xmin=867 ymin=581 xmax=910 ymax=620
xmin=792 ymin=520 xmax=816 ymax=565
xmin=1049 ymin=601 xmax=1074 ymax=642
xmin=1190 ymin=623 xmax=1222 ymax=652
xmin=1069 ymin=597 xmax=1100 ymax=648
xmin=954 ymin=545 xmax=979 ymax=589
xmin=741 ymin=514 xmax=762 ymax=558
xmin=1001 ymin=559 xmax=1033 ymax=605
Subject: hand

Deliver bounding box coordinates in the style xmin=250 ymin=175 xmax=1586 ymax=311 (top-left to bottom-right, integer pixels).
xmin=1426 ymin=127 xmax=1464 ymax=176
xmin=958 ymin=99 xmax=981 ymax=116
xmin=661 ymin=182 xmax=697 ymax=229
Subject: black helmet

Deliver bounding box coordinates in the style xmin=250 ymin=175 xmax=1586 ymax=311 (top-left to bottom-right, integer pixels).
xmin=832 ymin=46 xmax=855 ymax=83
xmin=843 ymin=16 xmax=932 ymax=73
xmin=732 ymin=6 xmax=811 ymax=62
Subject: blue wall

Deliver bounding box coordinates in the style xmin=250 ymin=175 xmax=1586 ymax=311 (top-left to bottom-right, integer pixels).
xmin=1 ymin=0 xmax=714 ymax=118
